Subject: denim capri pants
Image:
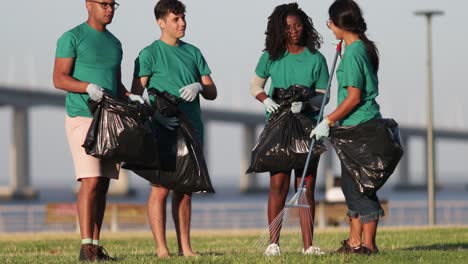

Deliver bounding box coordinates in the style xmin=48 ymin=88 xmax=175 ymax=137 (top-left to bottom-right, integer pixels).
xmin=340 ymin=162 xmax=384 ymax=223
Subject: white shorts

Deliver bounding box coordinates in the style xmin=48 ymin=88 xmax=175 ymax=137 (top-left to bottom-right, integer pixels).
xmin=65 ymin=115 xmax=120 ymax=181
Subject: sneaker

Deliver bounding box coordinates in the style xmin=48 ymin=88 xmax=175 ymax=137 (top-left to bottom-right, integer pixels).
xmin=79 ymin=244 xmax=97 ymax=262
xmin=95 ymin=245 xmax=116 ymax=261
xmin=303 ymin=246 xmax=326 ymax=256
xmin=264 ymin=243 xmax=281 ymax=256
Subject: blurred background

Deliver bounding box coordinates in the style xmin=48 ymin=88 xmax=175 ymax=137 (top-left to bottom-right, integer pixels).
xmin=0 ymin=0 xmax=467 ymax=232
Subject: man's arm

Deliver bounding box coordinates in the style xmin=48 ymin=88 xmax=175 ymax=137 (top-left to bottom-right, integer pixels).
xmin=116 ymin=68 xmax=130 ymax=99
xmin=133 ymin=76 xmax=179 ymax=129
xmin=200 ymin=75 xmax=217 ymax=100
xmin=130 ymin=76 xmax=149 ymax=96
xmin=52 ymin=57 xmax=88 ymax=93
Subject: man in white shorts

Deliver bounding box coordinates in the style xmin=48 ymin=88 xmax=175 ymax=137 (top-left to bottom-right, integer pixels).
xmin=52 ymin=0 xmax=143 ymax=261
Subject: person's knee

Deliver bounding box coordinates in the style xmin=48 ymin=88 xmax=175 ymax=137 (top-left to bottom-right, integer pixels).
xmin=269 ymin=184 xmax=288 ymax=197
xmin=269 ymin=181 xmax=281 ymax=193
xmin=148 ymin=187 xmax=170 ymax=202
xmin=298 ymin=175 xmax=316 ymax=190
xmin=307 ymin=190 xmax=316 ymax=201
xmin=172 ymin=192 xmax=191 ymax=203
xmin=270 ymin=172 xmax=291 ymax=196
xmin=80 ymin=177 xmax=101 ymax=194
xmin=96 ymin=178 xmax=110 ymax=193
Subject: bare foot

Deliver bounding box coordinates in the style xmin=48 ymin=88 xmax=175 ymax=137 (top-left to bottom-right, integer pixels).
xmin=157 ymin=249 xmax=170 ymax=258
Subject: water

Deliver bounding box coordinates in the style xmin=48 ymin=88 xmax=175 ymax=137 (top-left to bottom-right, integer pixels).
xmin=1 ymin=183 xmax=466 ymax=205
xmin=0 ymin=184 xmax=467 ymax=233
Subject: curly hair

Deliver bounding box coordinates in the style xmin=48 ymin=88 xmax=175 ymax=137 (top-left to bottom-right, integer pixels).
xmin=329 ymin=0 xmax=379 ymax=72
xmin=154 ymin=0 xmax=185 ymax=20
xmin=264 ymin=3 xmax=323 ymax=61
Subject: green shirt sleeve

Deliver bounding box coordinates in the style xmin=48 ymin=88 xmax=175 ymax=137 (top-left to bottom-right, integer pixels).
xmin=341 ymin=51 xmax=365 ymax=90
xmin=55 ymin=32 xmax=76 ymax=58
xmin=196 ymin=49 xmax=211 ymax=76
xmin=255 ymin=52 xmax=271 ymax=79
xmin=315 ymin=52 xmax=329 ymax=91
xmin=133 ymin=48 xmax=154 ymax=78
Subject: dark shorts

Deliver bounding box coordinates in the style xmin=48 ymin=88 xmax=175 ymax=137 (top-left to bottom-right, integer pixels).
xmin=340 ymin=162 xmax=384 ymax=223
xmin=269 ymin=156 xmax=320 ymax=179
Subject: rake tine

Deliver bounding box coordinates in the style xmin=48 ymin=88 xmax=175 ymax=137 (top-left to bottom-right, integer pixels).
xmin=255 ymin=190 xmax=319 ymax=253
xmin=254 ymin=209 xmax=286 ymax=250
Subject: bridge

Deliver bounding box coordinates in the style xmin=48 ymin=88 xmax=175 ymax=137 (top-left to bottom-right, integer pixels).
xmin=1 ymin=85 xmax=468 ymax=199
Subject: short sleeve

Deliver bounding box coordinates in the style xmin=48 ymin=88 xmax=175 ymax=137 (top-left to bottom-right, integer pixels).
xmin=55 ymin=32 xmax=77 ymax=58
xmin=314 ymin=52 xmax=329 ymax=91
xmin=133 ymin=48 xmax=154 ymax=78
xmin=254 ymin=52 xmax=271 ymax=79
xmin=341 ymin=51 xmax=365 ymax=90
xmin=196 ymin=49 xmax=211 ymax=76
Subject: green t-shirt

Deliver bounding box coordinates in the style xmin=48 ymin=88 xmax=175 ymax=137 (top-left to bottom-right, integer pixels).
xmin=55 ymin=22 xmax=123 ymax=117
xmin=255 ymin=49 xmax=329 ymax=121
xmin=134 ymin=40 xmax=211 ymax=138
xmin=336 ymin=40 xmax=381 ymax=126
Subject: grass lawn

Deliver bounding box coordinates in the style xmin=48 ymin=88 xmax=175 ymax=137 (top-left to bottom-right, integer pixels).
xmin=0 ymin=226 xmax=466 ymax=263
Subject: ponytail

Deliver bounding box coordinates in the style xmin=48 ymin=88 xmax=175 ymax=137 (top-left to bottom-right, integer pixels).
xmin=357 ymin=32 xmax=379 ymax=73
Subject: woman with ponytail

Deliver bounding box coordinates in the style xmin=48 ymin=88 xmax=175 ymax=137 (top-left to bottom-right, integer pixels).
xmin=310 ymin=0 xmax=383 ymax=254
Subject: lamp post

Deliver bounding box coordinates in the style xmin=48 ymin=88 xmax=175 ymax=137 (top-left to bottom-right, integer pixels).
xmin=414 ymin=10 xmax=444 ymax=226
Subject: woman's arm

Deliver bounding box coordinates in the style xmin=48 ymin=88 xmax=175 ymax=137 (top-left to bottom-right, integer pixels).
xmin=250 ymin=74 xmax=268 ymax=102
xmin=326 ymin=86 xmax=361 ymax=124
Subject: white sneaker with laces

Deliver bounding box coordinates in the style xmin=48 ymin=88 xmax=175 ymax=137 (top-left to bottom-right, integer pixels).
xmin=303 ymin=246 xmax=325 ymax=256
xmin=264 ymin=243 xmax=281 ymax=256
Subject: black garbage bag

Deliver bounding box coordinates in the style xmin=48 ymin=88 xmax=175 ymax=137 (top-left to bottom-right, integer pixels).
xmin=125 ymin=89 xmax=215 ymax=193
xmin=82 ymin=94 xmax=158 ymax=164
xmin=329 ymin=118 xmax=404 ymax=194
xmin=247 ymin=85 xmax=327 ymax=173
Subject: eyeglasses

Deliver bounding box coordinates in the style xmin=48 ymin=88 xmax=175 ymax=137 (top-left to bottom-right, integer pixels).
xmin=89 ymin=1 xmax=120 ymax=10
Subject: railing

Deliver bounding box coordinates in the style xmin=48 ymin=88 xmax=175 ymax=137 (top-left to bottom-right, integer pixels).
xmin=2 ymin=86 xmax=468 ymax=197
xmin=0 ymin=201 xmax=467 ymax=233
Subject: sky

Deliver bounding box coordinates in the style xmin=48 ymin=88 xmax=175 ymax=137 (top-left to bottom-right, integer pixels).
xmin=0 ymin=0 xmax=467 ymax=190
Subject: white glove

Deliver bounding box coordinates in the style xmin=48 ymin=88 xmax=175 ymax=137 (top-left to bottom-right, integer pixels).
xmin=86 ymin=83 xmax=104 ymax=101
xmin=291 ymin=101 xmax=303 ymax=114
xmin=310 ymin=118 xmax=331 ymax=140
xmin=128 ymin=94 xmax=145 ymax=104
xmin=263 ymin=97 xmax=280 ymax=113
xmin=153 ymin=112 xmax=179 ymax=130
xmin=179 ymin=82 xmax=203 ymax=102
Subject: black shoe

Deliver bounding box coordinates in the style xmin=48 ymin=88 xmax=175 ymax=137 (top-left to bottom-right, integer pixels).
xmin=95 ymin=245 xmax=116 ymax=262
xmin=79 ymin=244 xmax=97 ymax=262
xmin=358 ymin=244 xmax=379 ymax=255
xmin=335 ymin=239 xmax=362 ymax=254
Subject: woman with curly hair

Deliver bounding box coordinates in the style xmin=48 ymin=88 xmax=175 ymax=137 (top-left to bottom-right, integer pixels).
xmin=250 ymin=2 xmax=329 ymax=256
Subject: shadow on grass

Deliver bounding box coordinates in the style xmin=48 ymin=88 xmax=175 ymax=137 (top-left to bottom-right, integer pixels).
xmin=114 ymin=251 xmax=225 ymax=261
xmin=402 ymin=243 xmax=468 ymax=251
xmin=198 ymin=251 xmax=224 ymax=256
xmin=119 ymin=251 xmax=225 ymax=258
